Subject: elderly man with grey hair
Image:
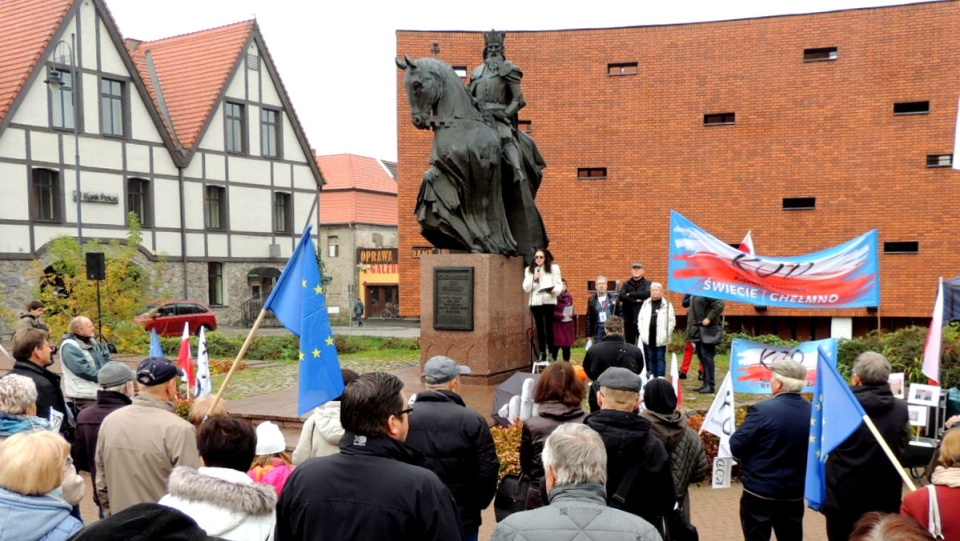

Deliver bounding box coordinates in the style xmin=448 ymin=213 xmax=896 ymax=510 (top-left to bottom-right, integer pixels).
xmin=493 ymin=423 xmax=661 ymax=541
xmin=730 ymin=359 xmax=812 ymax=541
xmin=821 ymin=351 xmax=909 ymax=541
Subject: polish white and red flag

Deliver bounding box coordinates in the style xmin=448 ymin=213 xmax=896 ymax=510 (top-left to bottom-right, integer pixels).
xmin=922 ymin=278 xmax=944 ymax=385
xmin=177 ymin=323 xmax=196 ymax=392
xmin=739 ymin=231 xmax=755 ymax=255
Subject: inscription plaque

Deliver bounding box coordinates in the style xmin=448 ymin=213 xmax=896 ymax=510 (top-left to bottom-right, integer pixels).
xmin=434 ymin=267 xmax=474 ymax=331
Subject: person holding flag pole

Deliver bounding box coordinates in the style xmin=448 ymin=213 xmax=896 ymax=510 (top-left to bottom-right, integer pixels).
xmin=699 ymin=371 xmax=735 ymax=488
xmin=205 ymin=226 xmax=343 ymax=419
xmin=805 ymin=349 xmax=913 ymax=541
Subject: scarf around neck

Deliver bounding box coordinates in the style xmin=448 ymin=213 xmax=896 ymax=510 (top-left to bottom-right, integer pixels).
xmin=931 ymin=465 xmax=960 ymax=488
xmin=0 ymin=414 xmax=52 ymax=438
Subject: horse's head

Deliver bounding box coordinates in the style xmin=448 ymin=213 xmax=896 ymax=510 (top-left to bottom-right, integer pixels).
xmin=396 ymin=54 xmax=445 ymax=130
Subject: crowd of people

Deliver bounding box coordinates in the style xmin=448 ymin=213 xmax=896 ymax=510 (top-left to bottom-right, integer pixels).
xmin=523 ymin=259 xmax=723 ymax=394
xmin=1 ymin=296 xmax=958 ymax=541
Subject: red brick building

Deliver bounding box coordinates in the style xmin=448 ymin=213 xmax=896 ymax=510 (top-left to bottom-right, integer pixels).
xmin=397 ymin=1 xmax=960 ymax=340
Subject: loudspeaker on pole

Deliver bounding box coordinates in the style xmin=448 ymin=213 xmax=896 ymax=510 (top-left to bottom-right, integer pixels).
xmin=86 ymin=252 xmax=105 ymax=280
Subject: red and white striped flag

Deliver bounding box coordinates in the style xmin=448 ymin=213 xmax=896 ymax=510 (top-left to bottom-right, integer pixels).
xmin=670 ymin=352 xmax=683 ymax=406
xmin=739 ymin=231 xmax=755 ymax=255
xmin=177 ymin=323 xmax=196 ymax=392
xmin=922 ymin=278 xmax=944 ymax=385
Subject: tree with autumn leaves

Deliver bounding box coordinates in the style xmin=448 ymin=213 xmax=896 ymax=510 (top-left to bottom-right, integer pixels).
xmin=30 ymin=213 xmax=172 ymax=352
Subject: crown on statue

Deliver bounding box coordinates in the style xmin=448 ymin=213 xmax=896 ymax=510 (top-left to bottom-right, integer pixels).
xmin=484 ymin=30 xmax=506 ymax=47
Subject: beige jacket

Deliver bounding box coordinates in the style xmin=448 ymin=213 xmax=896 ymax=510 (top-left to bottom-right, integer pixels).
xmin=95 ymin=392 xmax=201 ymax=516
xmin=522 ymin=264 xmax=562 ymax=306
xmin=292 ymin=401 xmax=343 ymax=465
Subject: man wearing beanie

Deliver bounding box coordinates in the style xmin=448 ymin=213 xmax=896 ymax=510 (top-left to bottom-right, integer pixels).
xmin=405 ymin=356 xmax=499 ymax=541
xmin=73 ymin=361 xmax=136 ymax=517
xmin=96 ymin=356 xmax=201 ymax=516
xmin=640 ymin=379 xmax=708 ymax=522
xmin=730 ymin=359 xmax=812 ymax=541
xmin=583 ymin=367 xmax=675 ymax=529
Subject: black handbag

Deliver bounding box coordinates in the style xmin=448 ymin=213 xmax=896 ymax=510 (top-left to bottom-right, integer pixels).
xmin=699 ymin=324 xmax=723 ymax=345
xmin=494 ymin=473 xmax=531 ymax=522
xmin=662 ymin=509 xmax=699 ymax=541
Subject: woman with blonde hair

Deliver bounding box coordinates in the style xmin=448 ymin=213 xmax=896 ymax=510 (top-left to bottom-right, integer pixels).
xmin=901 ymin=427 xmax=960 ymax=539
xmin=0 ymin=431 xmax=83 ymax=540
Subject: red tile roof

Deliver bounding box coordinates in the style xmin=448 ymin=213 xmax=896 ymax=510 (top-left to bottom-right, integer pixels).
xmin=316 ymin=154 xmax=397 ymax=194
xmin=317 ymin=154 xmax=398 ymax=226
xmin=127 ymin=20 xmax=253 ymax=151
xmin=0 ymin=0 xmax=73 ymax=126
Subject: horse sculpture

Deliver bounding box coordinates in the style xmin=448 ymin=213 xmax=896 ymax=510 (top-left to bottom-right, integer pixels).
xmin=396 ymin=55 xmax=548 ymax=261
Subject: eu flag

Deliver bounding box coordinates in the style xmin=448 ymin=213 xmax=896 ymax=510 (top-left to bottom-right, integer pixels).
xmin=149 ymin=328 xmax=164 ymax=357
xmin=263 ymin=226 xmax=344 ymax=415
xmin=805 ymin=346 xmax=866 ymax=511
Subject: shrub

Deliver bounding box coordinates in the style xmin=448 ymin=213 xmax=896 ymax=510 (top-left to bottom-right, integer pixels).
xmin=491 ymin=422 xmax=523 ymax=478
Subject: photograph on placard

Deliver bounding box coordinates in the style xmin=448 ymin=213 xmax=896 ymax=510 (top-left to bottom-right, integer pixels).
xmin=888 ymin=373 xmax=905 ymax=399
xmin=907 ymin=404 xmax=929 ymax=427
xmin=907 ymin=383 xmax=940 ymax=406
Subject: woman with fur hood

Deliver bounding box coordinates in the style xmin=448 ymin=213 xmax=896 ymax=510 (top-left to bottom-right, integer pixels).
xmin=640 ymin=378 xmax=709 ymax=521
xmin=159 ymin=417 xmax=276 ymax=541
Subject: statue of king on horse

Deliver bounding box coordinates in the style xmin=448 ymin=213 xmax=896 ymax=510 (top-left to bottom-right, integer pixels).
xmin=397 ymin=31 xmax=548 ymax=263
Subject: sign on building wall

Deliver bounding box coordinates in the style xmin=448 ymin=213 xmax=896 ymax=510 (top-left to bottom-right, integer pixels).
xmin=357 ymin=248 xmax=398 ymax=264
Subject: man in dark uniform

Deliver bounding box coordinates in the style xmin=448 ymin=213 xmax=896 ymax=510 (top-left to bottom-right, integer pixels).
xmin=618 ymin=263 xmax=650 ymax=345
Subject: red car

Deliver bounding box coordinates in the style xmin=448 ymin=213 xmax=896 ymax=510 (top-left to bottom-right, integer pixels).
xmin=136 ymin=300 xmax=218 ymax=337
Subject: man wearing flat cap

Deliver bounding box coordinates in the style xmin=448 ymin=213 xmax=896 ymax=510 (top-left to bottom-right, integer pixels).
xmin=584 ymin=367 xmax=675 ymax=529
xmin=730 ymin=359 xmax=812 ymax=541
xmin=618 ymin=263 xmax=651 ymax=346
xmin=73 ymin=361 xmax=137 ymax=517
xmin=404 ymin=356 xmax=499 ymax=541
xmin=96 ymin=357 xmax=200 ymax=516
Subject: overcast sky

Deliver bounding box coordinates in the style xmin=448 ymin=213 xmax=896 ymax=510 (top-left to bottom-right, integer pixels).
xmin=106 ymin=0 xmax=929 ymax=162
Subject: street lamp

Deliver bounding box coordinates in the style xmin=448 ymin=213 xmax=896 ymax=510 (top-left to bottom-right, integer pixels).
xmin=44 ymin=34 xmax=82 ymax=245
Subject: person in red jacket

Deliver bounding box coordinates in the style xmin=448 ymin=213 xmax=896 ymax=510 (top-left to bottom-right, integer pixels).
xmin=901 ymin=427 xmax=960 ymax=539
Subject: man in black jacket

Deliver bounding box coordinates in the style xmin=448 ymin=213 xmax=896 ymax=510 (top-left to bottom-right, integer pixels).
xmin=405 ymin=356 xmax=499 ymax=541
xmin=684 ymin=294 xmax=725 ymax=394
xmin=584 ymin=367 xmax=675 ymax=529
xmin=275 ymin=372 xmax=462 ymax=541
xmin=582 ymin=316 xmax=643 ymax=412
xmin=822 ymin=351 xmax=909 ymax=541
xmin=618 ymin=263 xmax=650 ymax=346
xmin=8 ymin=327 xmax=71 ymax=440
xmin=730 ymin=360 xmax=812 ymax=541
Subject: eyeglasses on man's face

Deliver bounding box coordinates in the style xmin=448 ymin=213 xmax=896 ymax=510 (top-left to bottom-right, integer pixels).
xmin=395 ymin=407 xmax=413 ymax=417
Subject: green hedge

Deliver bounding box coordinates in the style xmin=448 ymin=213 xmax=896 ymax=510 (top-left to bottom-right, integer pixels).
xmin=144 ymin=332 xmax=419 ymax=361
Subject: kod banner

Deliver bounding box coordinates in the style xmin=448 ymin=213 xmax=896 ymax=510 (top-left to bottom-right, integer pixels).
xmin=668 ymin=212 xmax=880 ymax=308
xmin=731 ymin=337 xmax=838 ymax=394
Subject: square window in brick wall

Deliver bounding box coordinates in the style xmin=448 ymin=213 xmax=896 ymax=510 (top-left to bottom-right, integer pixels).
xmin=803 ymin=47 xmax=838 ymax=61
xmin=783 ymin=197 xmax=816 ymax=210
xmin=607 ymin=62 xmax=638 ymax=76
xmin=894 ymin=101 xmax=930 ymax=115
xmin=704 ymin=113 xmax=735 ymax=126
xmin=927 ymin=154 xmax=953 ymax=167
xmin=884 ymin=241 xmax=919 ymax=254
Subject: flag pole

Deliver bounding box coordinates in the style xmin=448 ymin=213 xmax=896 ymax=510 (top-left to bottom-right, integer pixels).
xmin=205 ymin=308 xmax=268 ymax=418
xmin=861 ymin=414 xmax=917 ymax=491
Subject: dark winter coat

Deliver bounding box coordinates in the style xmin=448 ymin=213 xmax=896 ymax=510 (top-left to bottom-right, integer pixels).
xmin=582 ymin=334 xmax=643 ymax=411
xmin=823 ymin=384 xmax=910 ymax=517
xmin=404 ymin=390 xmax=499 ymax=534
xmin=65 ymin=502 xmax=220 ymax=541
xmin=618 ymin=277 xmax=650 ymax=322
xmin=684 ymin=295 xmax=725 ymax=342
xmin=729 ymin=392 xmax=812 ymax=499
xmin=73 ymin=390 xmax=132 ymax=505
xmin=275 ymin=432 xmax=462 ymax=541
xmin=584 ymin=409 xmax=676 ymax=525
xmin=585 ymin=293 xmax=615 ymax=339
xmin=641 ymin=409 xmax=709 ymax=498
xmin=552 ymin=291 xmax=576 ymax=348
xmin=520 ymin=401 xmax=589 ymax=482
xmin=7 ymin=359 xmax=70 ymax=439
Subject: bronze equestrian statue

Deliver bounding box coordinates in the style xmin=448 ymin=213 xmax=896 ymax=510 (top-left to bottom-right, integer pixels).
xmin=397 ymin=31 xmax=548 ymax=263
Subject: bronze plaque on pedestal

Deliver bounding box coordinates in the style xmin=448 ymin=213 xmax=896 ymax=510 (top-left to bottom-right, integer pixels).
xmin=433 ymin=267 xmax=474 ymax=330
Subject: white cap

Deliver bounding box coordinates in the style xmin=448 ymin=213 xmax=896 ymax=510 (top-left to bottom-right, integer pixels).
xmin=255 ymin=421 xmax=286 ymax=455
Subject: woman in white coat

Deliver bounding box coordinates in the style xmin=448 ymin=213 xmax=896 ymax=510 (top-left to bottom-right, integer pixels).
xmin=522 ymin=249 xmax=562 ymax=362
xmin=638 ymin=282 xmax=676 ymax=378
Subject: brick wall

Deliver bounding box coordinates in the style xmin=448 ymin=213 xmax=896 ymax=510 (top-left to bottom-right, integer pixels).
xmin=397 ymin=2 xmax=960 ymax=323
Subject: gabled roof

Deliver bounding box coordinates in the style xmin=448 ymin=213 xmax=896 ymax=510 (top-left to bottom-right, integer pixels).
xmin=317 ymin=154 xmax=397 ymax=227
xmin=0 ymin=0 xmax=73 ymax=127
xmin=127 ymin=20 xmax=254 ymax=152
xmin=317 ymin=154 xmax=397 ymax=194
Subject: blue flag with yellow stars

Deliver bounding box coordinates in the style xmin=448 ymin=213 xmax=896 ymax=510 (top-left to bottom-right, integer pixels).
xmin=805 ymin=345 xmax=866 ymax=511
xmin=263 ymin=226 xmax=344 ymax=415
